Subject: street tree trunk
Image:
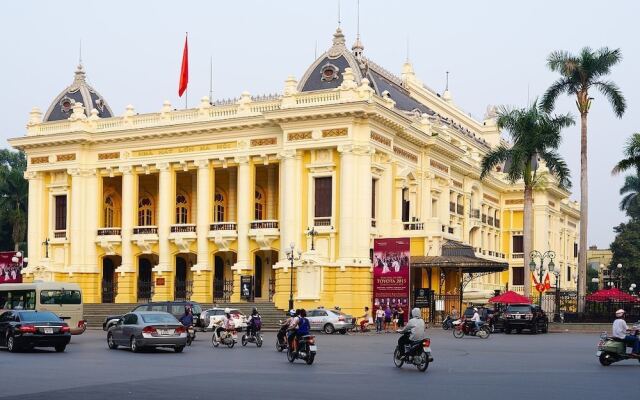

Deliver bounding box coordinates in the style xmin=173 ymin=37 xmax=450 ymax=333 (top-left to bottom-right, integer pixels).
xmin=577 ymin=112 xmax=588 ymax=312
xmin=523 ymin=184 xmax=533 ymax=299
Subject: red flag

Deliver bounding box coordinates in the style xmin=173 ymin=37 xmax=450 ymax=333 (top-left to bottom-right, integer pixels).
xmin=178 ymin=35 xmax=189 ymax=97
xmin=544 ymin=273 xmax=551 ymax=290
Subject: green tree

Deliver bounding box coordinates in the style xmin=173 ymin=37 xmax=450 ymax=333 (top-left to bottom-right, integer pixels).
xmin=480 ymin=102 xmax=573 ymax=298
xmin=612 ymin=133 xmax=640 ymax=176
xmin=609 ymin=219 xmax=640 ymax=291
xmin=0 ymin=149 xmax=28 ymax=252
xmin=541 ymin=47 xmax=626 ymax=310
xmin=618 ymin=172 xmax=640 ymax=216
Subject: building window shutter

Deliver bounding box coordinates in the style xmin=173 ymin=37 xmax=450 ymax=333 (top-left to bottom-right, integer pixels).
xmin=371 ymin=178 xmax=377 ymax=219
xmin=512 ymin=235 xmax=524 ymax=253
xmin=314 ymin=177 xmax=332 ymax=218
xmin=512 ymin=267 xmax=524 ymax=286
xmin=54 ymin=195 xmax=67 ymax=231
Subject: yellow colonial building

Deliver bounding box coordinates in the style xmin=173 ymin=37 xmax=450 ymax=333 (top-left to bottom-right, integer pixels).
xmin=9 ymin=27 xmax=579 ymax=314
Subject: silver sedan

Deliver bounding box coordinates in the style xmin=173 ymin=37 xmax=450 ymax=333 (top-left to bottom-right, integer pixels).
xmin=308 ymin=309 xmax=354 ymax=334
xmin=106 ymin=311 xmax=188 ymax=353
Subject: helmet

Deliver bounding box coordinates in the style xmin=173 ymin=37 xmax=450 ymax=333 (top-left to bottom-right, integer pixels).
xmin=615 ymin=309 xmax=625 ymax=317
xmin=224 ymin=308 xmax=231 ymax=314
xmin=289 ymin=309 xmax=296 ymax=316
xmin=473 ymin=307 xmax=478 ymax=312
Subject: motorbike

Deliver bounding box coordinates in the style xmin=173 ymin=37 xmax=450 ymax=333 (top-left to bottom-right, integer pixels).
xmin=186 ymin=326 xmax=196 ymax=346
xmin=453 ymin=319 xmax=491 ymax=339
xmin=287 ymin=333 xmax=317 ymax=365
xmin=393 ymin=332 xmax=433 ymax=372
xmin=442 ymin=315 xmax=454 ymax=330
xmin=211 ymin=322 xmax=237 ymax=348
xmin=242 ymin=321 xmax=263 ymax=347
xmin=276 ymin=320 xmax=289 ymax=352
xmin=597 ymin=326 xmax=640 ymax=366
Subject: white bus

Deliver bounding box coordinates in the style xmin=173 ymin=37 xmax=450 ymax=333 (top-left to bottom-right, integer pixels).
xmin=0 ymin=282 xmax=85 ymax=334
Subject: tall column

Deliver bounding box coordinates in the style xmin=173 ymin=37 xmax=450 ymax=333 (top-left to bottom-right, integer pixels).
xmin=354 ymin=146 xmax=373 ymax=260
xmin=84 ymin=169 xmax=99 ymax=272
xmin=266 ymin=164 xmax=276 ymax=220
xmin=25 ymin=171 xmax=43 ymax=265
xmin=68 ymin=168 xmax=84 ymax=271
xmin=379 ymin=162 xmax=393 ymax=237
xmin=338 ymin=146 xmax=356 ymax=263
xmin=156 ymin=163 xmax=173 ymax=272
xmin=279 ymin=151 xmax=297 ymax=260
xmin=115 ymin=166 xmax=136 ymax=303
xmin=195 ymin=160 xmax=211 ymax=270
xmin=234 ymin=157 xmax=251 ymax=269
xmin=228 ymin=168 xmax=237 ymax=221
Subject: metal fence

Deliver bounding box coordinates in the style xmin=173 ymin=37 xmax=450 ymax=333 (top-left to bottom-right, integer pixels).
xmin=538 ymin=294 xmax=640 ymax=323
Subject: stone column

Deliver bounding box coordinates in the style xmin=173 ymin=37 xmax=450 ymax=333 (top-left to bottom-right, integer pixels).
xmin=195 ymin=160 xmax=211 ymax=271
xmin=354 ymin=145 xmax=373 ymax=260
xmin=266 ymin=164 xmax=276 ymax=220
xmin=338 ymin=146 xmax=356 ymax=264
xmin=116 ymin=166 xmax=136 ymax=303
xmin=279 ymin=150 xmax=297 ymax=259
xmin=25 ymin=171 xmax=43 ymax=265
xmin=234 ymin=157 xmax=251 ymax=270
xmin=228 ymin=168 xmax=237 ymax=222
xmin=153 ymin=163 xmax=174 ymax=301
xmin=68 ymin=168 xmax=84 ymax=271
xmin=84 ymin=169 xmax=99 ymax=272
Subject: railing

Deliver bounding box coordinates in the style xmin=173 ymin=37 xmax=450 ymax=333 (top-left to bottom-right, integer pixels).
xmin=469 ymin=209 xmax=480 ymax=219
xmin=488 ymin=251 xmax=494 ymax=256
xmin=170 ymin=224 xmax=196 ymax=233
xmin=488 ymin=216 xmax=494 ymax=226
xmin=511 ymin=285 xmax=525 ymax=294
xmin=511 ymin=253 xmax=524 ymax=259
xmin=133 ymin=226 xmax=158 ymax=235
xmin=456 ymin=205 xmax=464 ymax=215
xmin=295 ymin=91 xmax=340 ymax=105
xmin=250 ymin=220 xmax=279 ymax=229
xmin=97 ymin=228 xmax=122 ymax=236
xmin=449 ymin=202 xmax=456 ymax=213
xmin=53 ymin=230 xmax=66 ymax=239
xmin=371 ymin=219 xmax=377 ymax=228
xmin=482 ymin=214 xmax=487 ymax=223
xmin=403 ymin=222 xmax=424 ymax=231
xmin=313 ymin=217 xmax=332 ymax=227
xmin=210 ymin=222 xmax=237 ymax=231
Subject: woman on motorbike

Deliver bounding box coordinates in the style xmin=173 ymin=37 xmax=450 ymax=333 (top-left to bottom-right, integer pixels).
xmin=216 ymin=308 xmax=235 ymax=340
xmin=247 ymin=307 xmax=261 ymax=337
xmin=278 ymin=309 xmax=296 ymax=346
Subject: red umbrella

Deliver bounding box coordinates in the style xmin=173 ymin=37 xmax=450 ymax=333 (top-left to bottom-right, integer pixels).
xmin=587 ymin=287 xmax=638 ymax=302
xmin=489 ymin=290 xmax=531 ymax=304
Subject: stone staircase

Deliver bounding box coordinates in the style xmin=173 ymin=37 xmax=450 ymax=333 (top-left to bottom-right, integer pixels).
xmin=83 ymin=301 xmax=287 ymax=330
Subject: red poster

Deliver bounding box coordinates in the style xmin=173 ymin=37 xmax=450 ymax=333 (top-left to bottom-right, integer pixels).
xmin=373 ymin=238 xmax=410 ymax=324
xmin=0 ymin=252 xmax=23 ymax=283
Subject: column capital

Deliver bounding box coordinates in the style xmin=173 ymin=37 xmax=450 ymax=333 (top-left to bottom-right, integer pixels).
xmin=118 ymin=165 xmax=134 ymax=175
xmin=24 ymin=170 xmax=39 ymax=180
xmin=67 ymin=168 xmax=82 ymax=177
xmin=277 ymin=149 xmax=297 ymax=160
xmin=195 ymin=159 xmax=210 ymax=169
xmin=234 ymin=155 xmax=250 ymax=165
xmin=156 ymin=162 xmax=171 ymax=171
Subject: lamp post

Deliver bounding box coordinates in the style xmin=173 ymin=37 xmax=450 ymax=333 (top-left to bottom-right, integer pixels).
xmin=285 ymin=242 xmax=302 ymax=311
xmin=529 ymin=250 xmax=556 ymax=307
xmin=306 ymin=227 xmax=318 ymax=251
xmin=11 ymin=251 xmax=28 ymax=272
xmin=616 ymin=263 xmax=623 ymax=289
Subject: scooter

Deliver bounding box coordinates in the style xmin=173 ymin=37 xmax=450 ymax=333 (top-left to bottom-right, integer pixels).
xmin=276 ymin=320 xmax=289 ymax=352
xmin=442 ymin=315 xmax=454 ymax=330
xmin=287 ymin=334 xmax=317 ymax=365
xmin=393 ymin=331 xmax=433 ymax=372
xmin=186 ymin=326 xmax=196 ymax=346
xmin=242 ymin=319 xmax=263 ymax=348
xmin=597 ymin=325 xmax=640 ymax=366
xmin=453 ymin=319 xmax=490 ymax=339
xmin=211 ymin=322 xmax=237 ymax=348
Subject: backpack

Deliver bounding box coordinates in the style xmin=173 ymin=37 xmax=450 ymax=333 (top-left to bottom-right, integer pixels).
xmin=298 ymin=317 xmax=310 ymax=334
xmin=252 ymin=315 xmax=262 ymax=331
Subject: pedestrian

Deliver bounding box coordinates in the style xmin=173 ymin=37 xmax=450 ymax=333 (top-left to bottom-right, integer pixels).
xmin=375 ymin=305 xmax=385 ymax=333
xmin=391 ymin=306 xmax=399 ymax=331
xmin=397 ymin=306 xmax=405 ymax=328
xmin=384 ymin=304 xmax=392 ymax=332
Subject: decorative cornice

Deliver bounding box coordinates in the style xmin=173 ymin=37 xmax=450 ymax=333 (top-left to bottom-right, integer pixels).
xmin=505 ymin=199 xmax=524 ymax=205
xmin=98 ymin=152 xmax=120 ymax=160
xmin=483 ymin=193 xmax=499 ymax=204
xmin=393 ymin=146 xmax=418 ymax=163
xmin=30 ymin=156 xmax=49 ymax=165
xmin=56 ymin=153 xmax=76 ymax=162
xmin=430 ymin=159 xmax=449 ymax=174
xmin=322 ymin=128 xmax=348 ymax=138
xmin=370 ymin=131 xmax=391 ymax=147
xmin=250 ymin=137 xmax=277 ymax=147
xmin=287 ymin=131 xmax=312 ymax=141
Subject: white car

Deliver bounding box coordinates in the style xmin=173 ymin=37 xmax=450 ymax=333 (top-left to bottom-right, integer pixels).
xmin=201 ymin=308 xmax=247 ymax=331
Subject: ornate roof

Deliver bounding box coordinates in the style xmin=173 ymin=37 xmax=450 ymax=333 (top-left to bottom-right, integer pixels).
xmin=298 ymin=27 xmax=434 ymax=116
xmin=43 ymin=64 xmax=113 ymax=122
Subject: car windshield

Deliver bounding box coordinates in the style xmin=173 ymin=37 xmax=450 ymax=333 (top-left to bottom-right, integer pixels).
xmin=191 ymin=304 xmax=202 ymax=314
xmin=507 ymin=305 xmax=531 ymax=313
xmin=141 ymin=314 xmax=179 ymax=324
xmin=40 ymin=290 xmax=82 ymax=305
xmin=19 ymin=311 xmax=61 ymax=322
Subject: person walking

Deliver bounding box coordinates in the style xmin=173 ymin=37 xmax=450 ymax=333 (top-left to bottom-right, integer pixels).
xmin=384 ymin=305 xmax=392 ymax=333
xmin=397 ymin=306 xmax=405 ymax=328
xmin=375 ymin=305 xmax=385 ymax=333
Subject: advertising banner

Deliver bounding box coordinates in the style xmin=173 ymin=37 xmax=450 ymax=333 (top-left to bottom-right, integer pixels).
xmin=0 ymin=252 xmax=22 ymax=283
xmin=373 ymin=238 xmax=410 ymax=324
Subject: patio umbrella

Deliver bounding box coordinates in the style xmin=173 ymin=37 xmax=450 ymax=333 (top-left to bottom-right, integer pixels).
xmin=587 ymin=287 xmax=638 ymax=302
xmin=488 ymin=290 xmax=531 ymax=304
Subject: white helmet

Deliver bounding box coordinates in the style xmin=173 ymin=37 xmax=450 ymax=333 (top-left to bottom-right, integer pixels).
xmin=224 ymin=307 xmax=231 ymax=314
xmin=615 ymin=309 xmax=625 ymax=317
xmin=473 ymin=307 xmax=478 ymax=312
xmin=289 ymin=309 xmax=296 ymax=316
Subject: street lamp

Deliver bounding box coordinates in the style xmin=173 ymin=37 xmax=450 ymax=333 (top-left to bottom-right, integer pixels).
xmin=11 ymin=251 xmax=28 ymax=269
xmin=616 ymin=263 xmax=623 ymax=289
xmin=529 ymin=250 xmax=556 ymax=307
xmin=285 ymin=242 xmax=302 ymax=311
xmin=629 ymin=283 xmax=637 ymax=294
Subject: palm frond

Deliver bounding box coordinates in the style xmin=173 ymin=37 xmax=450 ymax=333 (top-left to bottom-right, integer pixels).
xmin=541 ymin=150 xmax=572 ymax=189
xmin=547 ymin=50 xmax=579 ymax=75
xmin=612 ymin=133 xmax=640 ymax=175
xmin=593 ymin=80 xmax=627 ymax=117
xmin=541 ymin=78 xmax=570 ymax=112
xmin=480 ymin=146 xmax=511 ymax=180
xmin=590 ymin=47 xmax=623 ymax=78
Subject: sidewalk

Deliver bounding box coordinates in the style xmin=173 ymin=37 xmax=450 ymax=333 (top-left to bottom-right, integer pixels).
xmin=548 ymin=323 xmax=609 ymax=333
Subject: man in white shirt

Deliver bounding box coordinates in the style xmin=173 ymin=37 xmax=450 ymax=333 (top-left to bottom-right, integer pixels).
xmin=471 ymin=308 xmax=482 ymax=331
xmin=612 ymin=309 xmax=639 ymax=355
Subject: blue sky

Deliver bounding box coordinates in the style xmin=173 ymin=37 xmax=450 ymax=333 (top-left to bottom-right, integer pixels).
xmin=1 ymin=0 xmax=638 ymax=247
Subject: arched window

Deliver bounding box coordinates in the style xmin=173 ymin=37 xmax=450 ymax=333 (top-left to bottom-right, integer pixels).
xmin=104 ymin=196 xmax=115 ymax=228
xmin=176 ymin=194 xmax=188 ymax=224
xmin=214 ymin=191 xmax=225 ymax=222
xmin=138 ymin=197 xmax=153 ymax=226
xmin=254 ymin=189 xmax=265 ymax=220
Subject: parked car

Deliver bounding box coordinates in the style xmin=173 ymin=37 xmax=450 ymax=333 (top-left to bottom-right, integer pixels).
xmin=0 ymin=310 xmax=71 ymax=352
xmin=502 ymin=303 xmax=548 ymax=334
xmin=307 ymin=308 xmax=354 ymax=334
xmin=200 ymin=308 xmax=247 ymax=331
xmin=106 ymin=311 xmax=188 ymax=352
xmin=103 ymin=301 xmax=203 ymax=331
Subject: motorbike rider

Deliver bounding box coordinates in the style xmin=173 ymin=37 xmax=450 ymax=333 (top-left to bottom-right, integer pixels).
xmin=179 ymin=305 xmax=194 ymax=328
xmin=397 ymin=308 xmax=426 ymax=355
xmin=291 ymin=309 xmax=310 ymax=352
xmin=216 ymin=307 xmax=235 ymax=341
xmin=246 ymin=307 xmax=261 ymax=337
xmin=612 ymin=309 xmax=640 ymax=356
xmin=278 ymin=309 xmax=296 ymax=346
xmin=359 ymin=306 xmax=372 ymax=332
xmin=287 ymin=309 xmax=301 ymax=350
xmin=471 ymin=307 xmax=483 ymax=331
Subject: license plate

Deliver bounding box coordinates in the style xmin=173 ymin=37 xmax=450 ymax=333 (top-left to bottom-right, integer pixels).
xmin=309 ymin=345 xmax=317 ymax=351
xmin=596 ymin=351 xmax=602 ymax=357
xmin=158 ymin=329 xmax=174 ymax=336
xmin=44 ymin=328 xmax=53 ymax=334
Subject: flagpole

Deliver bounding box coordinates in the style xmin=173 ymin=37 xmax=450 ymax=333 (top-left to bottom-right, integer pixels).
xmin=186 ymin=32 xmax=188 ymax=109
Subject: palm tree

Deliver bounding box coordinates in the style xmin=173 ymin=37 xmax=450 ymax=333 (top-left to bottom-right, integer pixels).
xmin=541 ymin=47 xmax=626 ymax=310
xmin=619 ymin=173 xmax=640 ymax=215
xmin=0 ymin=150 xmax=28 ymax=251
xmin=481 ymin=102 xmax=573 ymax=299
xmin=612 ymin=133 xmax=640 ymax=175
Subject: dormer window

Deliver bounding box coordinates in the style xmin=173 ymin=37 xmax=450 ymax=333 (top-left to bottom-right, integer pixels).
xmin=320 ymin=63 xmax=339 ymax=82
xmin=95 ymin=98 xmax=105 ymax=112
xmin=60 ymin=97 xmax=73 ymax=114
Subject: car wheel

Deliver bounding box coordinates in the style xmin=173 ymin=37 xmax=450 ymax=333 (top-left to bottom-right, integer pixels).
xmin=174 ymin=346 xmax=184 ymax=353
xmin=339 ymin=329 xmax=347 ymax=335
xmin=7 ymin=335 xmax=18 ymax=353
xmin=504 ymin=326 xmax=511 ymax=334
xmin=542 ymin=321 xmax=549 ymax=333
xmin=130 ymin=336 xmax=141 ymax=353
xmin=107 ymin=333 xmax=118 ymax=350
xmin=323 ymin=324 xmax=335 ymax=335
xmin=55 ymin=345 xmax=66 ymax=353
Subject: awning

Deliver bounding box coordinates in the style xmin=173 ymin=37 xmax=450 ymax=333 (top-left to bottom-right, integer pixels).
xmin=410 ymin=240 xmax=508 ymax=273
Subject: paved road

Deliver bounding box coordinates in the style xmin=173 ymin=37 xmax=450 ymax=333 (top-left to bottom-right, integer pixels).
xmin=0 ymin=329 xmax=636 ymax=399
